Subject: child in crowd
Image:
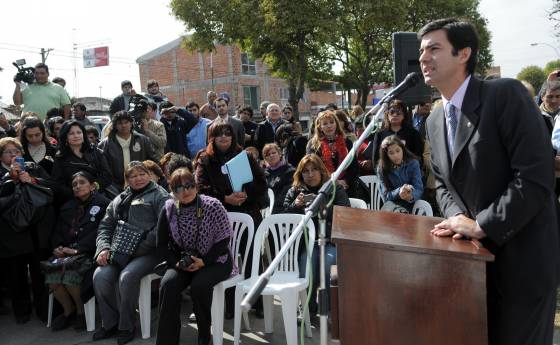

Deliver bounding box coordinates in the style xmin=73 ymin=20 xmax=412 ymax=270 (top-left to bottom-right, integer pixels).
xmin=377 ymin=135 xmax=423 ymax=213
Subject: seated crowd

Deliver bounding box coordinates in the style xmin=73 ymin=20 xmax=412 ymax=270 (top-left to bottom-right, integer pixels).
xmin=0 ymin=77 xmax=442 ymax=345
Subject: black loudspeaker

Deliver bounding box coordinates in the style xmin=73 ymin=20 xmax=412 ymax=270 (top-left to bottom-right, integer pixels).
xmin=392 ymin=32 xmax=432 ymax=105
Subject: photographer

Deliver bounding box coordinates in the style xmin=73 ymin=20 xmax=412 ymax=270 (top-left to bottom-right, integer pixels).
xmin=160 ymin=101 xmax=198 ymax=157
xmin=13 ymin=63 xmax=71 ymax=121
xmin=98 ymin=111 xmax=156 ymax=190
xmin=138 ymin=101 xmax=166 ymax=161
xmin=156 ymin=168 xmax=233 ymax=345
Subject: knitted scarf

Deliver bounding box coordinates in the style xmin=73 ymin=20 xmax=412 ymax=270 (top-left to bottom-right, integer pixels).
xmin=320 ymin=135 xmax=348 ymax=178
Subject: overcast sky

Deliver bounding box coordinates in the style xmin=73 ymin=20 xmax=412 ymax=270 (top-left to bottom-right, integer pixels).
xmin=0 ymin=0 xmax=557 ymax=104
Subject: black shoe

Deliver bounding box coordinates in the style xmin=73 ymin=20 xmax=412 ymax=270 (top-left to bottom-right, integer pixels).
xmin=92 ymin=326 xmax=118 ymax=341
xmin=73 ymin=314 xmax=86 ymax=331
xmin=188 ymin=312 xmax=197 ymax=323
xmin=117 ymin=328 xmax=135 ymax=345
xmin=52 ymin=311 xmax=76 ymax=331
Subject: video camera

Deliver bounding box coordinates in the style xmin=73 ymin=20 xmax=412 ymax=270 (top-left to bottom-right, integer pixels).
xmin=128 ymin=94 xmax=149 ymax=132
xmin=12 ymin=59 xmax=35 ymax=84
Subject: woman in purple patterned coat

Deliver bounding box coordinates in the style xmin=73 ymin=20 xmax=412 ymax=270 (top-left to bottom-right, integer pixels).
xmin=155 ymin=167 xmax=235 ymax=345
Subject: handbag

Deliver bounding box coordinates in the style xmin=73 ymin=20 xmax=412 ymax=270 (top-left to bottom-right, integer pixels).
xmin=1 ymin=181 xmax=54 ymax=231
xmin=109 ymin=220 xmax=145 ymax=268
xmin=40 ymin=254 xmax=86 ymax=274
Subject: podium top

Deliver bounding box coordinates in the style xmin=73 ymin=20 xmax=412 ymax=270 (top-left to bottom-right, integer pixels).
xmin=332 ymin=207 xmax=494 ymax=262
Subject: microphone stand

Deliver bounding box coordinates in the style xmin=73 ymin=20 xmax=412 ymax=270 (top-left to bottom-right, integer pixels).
xmin=241 ymin=73 xmax=420 ymax=345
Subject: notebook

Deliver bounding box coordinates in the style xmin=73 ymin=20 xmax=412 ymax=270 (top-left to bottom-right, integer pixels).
xmin=221 ymin=151 xmax=254 ymax=192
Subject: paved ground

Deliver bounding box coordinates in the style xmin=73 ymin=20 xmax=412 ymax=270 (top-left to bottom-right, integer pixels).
xmin=0 ymin=297 xmax=337 ymax=345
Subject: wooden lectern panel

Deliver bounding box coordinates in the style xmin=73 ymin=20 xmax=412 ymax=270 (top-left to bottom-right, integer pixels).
xmin=332 ymin=207 xmax=494 ymax=345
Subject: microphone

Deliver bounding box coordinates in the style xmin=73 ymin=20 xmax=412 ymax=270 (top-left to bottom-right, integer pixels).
xmin=374 ymin=72 xmax=421 ymax=121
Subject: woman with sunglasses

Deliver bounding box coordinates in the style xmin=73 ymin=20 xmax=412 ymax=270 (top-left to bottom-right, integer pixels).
xmin=92 ymin=161 xmax=169 ymax=345
xmin=368 ymin=99 xmax=424 ymax=168
xmin=155 ymin=168 xmax=234 ymax=345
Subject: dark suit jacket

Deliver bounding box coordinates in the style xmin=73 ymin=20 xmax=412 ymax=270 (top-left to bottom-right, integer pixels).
xmin=209 ymin=116 xmax=245 ymax=148
xmin=426 ymin=77 xmax=560 ymax=298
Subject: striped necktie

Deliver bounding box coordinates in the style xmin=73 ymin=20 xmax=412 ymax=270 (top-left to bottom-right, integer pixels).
xmin=445 ymin=102 xmax=458 ymax=157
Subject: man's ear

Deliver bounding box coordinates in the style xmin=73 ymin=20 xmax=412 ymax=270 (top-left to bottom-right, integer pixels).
xmin=458 ymin=47 xmax=472 ymax=65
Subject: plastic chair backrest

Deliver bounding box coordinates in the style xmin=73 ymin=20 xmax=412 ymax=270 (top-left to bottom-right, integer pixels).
xmin=250 ymin=213 xmax=315 ymax=279
xmin=227 ymin=212 xmax=255 ymax=276
xmin=349 ymin=198 xmax=368 ymax=209
xmin=359 ymin=175 xmax=384 ymax=210
xmin=412 ymin=200 xmax=434 ymax=217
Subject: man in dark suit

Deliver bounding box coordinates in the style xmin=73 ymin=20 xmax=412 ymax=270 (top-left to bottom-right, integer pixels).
xmin=210 ymin=97 xmax=245 ymax=147
xmin=254 ymin=103 xmax=285 ymax=155
xmin=419 ymin=18 xmax=559 ymax=345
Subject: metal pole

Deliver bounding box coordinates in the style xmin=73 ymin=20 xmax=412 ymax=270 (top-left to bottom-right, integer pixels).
xmin=317 ymin=209 xmax=328 ymax=345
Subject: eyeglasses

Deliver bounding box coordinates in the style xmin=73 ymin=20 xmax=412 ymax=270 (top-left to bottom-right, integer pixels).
xmin=389 ymin=109 xmax=403 ymax=115
xmin=2 ymin=149 xmax=21 ymax=155
xmin=173 ymin=183 xmax=196 ymax=194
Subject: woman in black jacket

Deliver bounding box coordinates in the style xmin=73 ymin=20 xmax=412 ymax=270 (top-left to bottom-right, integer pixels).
xmin=283 ymin=153 xmax=350 ymax=314
xmin=47 ymin=171 xmax=110 ymax=331
xmin=0 ymin=137 xmax=56 ymax=323
xmin=51 ymin=120 xmax=114 ymax=202
xmin=19 ymin=117 xmax=57 ymax=175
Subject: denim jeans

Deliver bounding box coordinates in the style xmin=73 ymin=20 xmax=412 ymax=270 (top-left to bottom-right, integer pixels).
xmin=298 ymin=242 xmax=336 ymax=314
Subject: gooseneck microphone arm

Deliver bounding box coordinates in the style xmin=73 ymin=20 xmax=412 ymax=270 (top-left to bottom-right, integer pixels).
xmin=240 ymin=72 xmax=421 ymax=345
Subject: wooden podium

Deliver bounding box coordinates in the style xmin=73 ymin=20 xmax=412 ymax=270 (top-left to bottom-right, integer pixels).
xmin=331 ymin=207 xmax=494 ymax=345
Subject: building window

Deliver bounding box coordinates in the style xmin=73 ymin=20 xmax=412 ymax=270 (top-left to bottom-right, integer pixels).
xmin=243 ymin=86 xmax=259 ymax=110
xmin=241 ymin=52 xmax=256 ymax=75
xmin=279 ymin=87 xmax=290 ymax=101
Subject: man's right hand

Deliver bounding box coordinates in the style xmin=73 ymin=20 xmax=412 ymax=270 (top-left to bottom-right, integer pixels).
xmin=548 ymin=70 xmax=560 ymax=82
xmin=97 ymin=249 xmax=111 ymax=266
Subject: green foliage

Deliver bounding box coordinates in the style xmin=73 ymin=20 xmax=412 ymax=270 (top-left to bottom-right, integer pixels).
xmin=170 ymin=0 xmax=334 ymax=115
xmin=517 ymin=65 xmax=546 ymax=91
xmin=544 ymin=60 xmax=560 ymax=75
xmin=329 ymin=0 xmax=493 ymax=108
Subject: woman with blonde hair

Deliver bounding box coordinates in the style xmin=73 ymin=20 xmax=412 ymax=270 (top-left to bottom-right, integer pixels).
xmin=306 ymin=110 xmax=359 ymax=196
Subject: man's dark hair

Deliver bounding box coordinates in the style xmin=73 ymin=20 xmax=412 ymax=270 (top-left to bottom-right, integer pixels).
xmin=186 ymin=101 xmax=200 ymax=110
xmin=34 ymin=63 xmax=49 ymax=74
xmin=240 ymin=106 xmax=254 ymax=118
xmin=147 ymin=79 xmax=159 ymax=88
xmin=215 ymin=97 xmax=229 ymax=105
xmin=160 ymin=100 xmax=174 ymax=109
xmin=167 ymin=154 xmax=193 ymax=175
xmin=542 ymin=81 xmax=560 ymax=96
xmin=85 ymin=125 xmax=99 ymax=139
xmin=418 ymin=18 xmax=479 ymax=75
xmin=72 ymin=102 xmax=86 ymax=112
xmin=46 ymin=107 xmax=63 ymax=120
xmin=112 ymin=110 xmax=133 ymax=127
xmin=146 ymin=101 xmax=157 ymax=111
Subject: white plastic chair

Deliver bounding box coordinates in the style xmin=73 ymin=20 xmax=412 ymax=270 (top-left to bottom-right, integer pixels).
xmin=349 ymin=197 xmax=368 ymax=209
xmin=211 ymin=212 xmax=255 ymax=345
xmin=138 ymin=273 xmax=160 ymax=339
xmin=233 ymin=213 xmax=315 ymax=345
xmin=359 ymin=175 xmax=384 ymax=210
xmin=47 ymin=294 xmax=96 ymax=332
xmin=412 ymin=199 xmax=433 ymax=217
xmin=260 ymin=188 xmax=275 ymax=218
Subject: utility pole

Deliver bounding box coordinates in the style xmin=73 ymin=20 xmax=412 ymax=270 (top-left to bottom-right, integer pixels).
xmin=40 ymin=48 xmax=53 ymax=63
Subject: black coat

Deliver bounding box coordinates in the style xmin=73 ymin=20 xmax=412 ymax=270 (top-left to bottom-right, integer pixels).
xmin=368 ymin=126 xmax=424 ymax=166
xmin=161 ymin=109 xmax=198 ymax=156
xmin=23 ymin=142 xmax=57 ymax=176
xmin=265 ymin=163 xmax=295 ymax=214
xmin=255 ymin=119 xmax=284 ymax=154
xmin=50 ymin=146 xmax=114 ymax=202
xmin=0 ymin=163 xmax=56 ymax=258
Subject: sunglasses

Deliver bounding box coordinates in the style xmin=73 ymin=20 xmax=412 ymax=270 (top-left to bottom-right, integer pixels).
xmin=173 ymin=182 xmax=196 ymax=194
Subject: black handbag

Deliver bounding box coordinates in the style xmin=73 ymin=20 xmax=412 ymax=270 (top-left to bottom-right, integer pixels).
xmin=109 ymin=220 xmax=145 ymax=268
xmin=1 ymin=182 xmax=53 ymax=231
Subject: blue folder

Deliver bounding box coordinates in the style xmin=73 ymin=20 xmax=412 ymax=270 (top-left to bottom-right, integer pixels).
xmin=221 ymin=151 xmax=254 ymax=192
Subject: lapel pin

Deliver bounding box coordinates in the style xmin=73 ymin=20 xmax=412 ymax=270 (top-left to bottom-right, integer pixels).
xmin=467 ymin=122 xmax=471 ymax=128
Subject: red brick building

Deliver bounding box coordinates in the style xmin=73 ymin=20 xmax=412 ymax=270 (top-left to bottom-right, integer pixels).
xmin=136 ymin=37 xmax=317 ymax=124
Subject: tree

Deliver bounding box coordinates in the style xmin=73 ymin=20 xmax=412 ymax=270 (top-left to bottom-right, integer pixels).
xmin=329 ymin=0 xmax=493 ymax=109
xmin=517 ymin=65 xmax=546 ymax=91
xmin=544 ymin=59 xmax=560 ymax=76
xmin=170 ymin=0 xmax=334 ymax=117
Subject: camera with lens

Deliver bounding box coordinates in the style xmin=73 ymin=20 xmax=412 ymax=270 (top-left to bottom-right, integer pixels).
xmin=12 ymin=59 xmax=35 ymax=84
xmin=177 ymin=250 xmax=199 ymax=269
xmin=128 ymin=94 xmax=149 ymax=131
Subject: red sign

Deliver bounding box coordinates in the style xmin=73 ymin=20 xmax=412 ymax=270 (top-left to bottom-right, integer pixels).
xmin=83 ymin=47 xmax=109 ymax=68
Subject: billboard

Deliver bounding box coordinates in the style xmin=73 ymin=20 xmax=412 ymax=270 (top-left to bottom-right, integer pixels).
xmin=83 ymin=47 xmax=109 ymax=68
